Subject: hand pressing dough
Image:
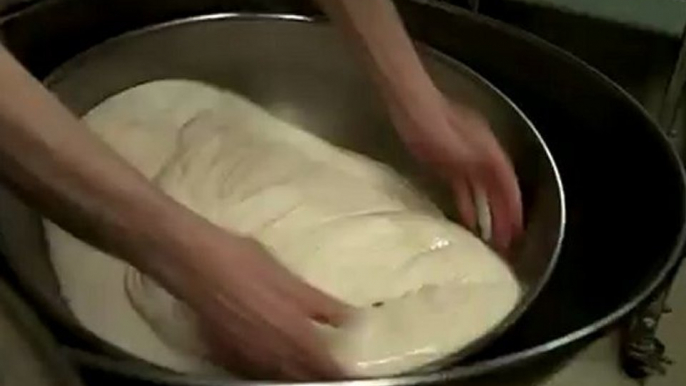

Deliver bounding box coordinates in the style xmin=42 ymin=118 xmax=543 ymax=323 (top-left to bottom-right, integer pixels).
xmin=47 ymin=79 xmax=520 ymax=377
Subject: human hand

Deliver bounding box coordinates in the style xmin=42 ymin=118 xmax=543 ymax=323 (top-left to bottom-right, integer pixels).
xmin=150 ymin=219 xmax=350 ymax=380
xmin=385 ymin=88 xmax=523 ymax=253
xmin=312 ymin=0 xmax=522 ymax=252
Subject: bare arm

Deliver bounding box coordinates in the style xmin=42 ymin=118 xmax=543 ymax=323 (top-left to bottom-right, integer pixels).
xmin=0 ymin=0 xmax=519 ymax=378
xmin=315 ymin=0 xmax=445 ymax=130
xmin=0 ymin=46 xmax=189 ymax=273
xmin=317 ymin=0 xmax=523 ymax=251
xmin=0 ymin=46 xmax=346 ymax=379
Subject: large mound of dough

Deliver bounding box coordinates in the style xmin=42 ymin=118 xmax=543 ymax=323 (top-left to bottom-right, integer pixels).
xmin=48 ymin=79 xmax=520 ymax=377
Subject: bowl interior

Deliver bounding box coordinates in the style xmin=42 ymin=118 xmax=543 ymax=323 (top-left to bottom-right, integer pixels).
xmin=0 ymin=16 xmax=563 ymax=373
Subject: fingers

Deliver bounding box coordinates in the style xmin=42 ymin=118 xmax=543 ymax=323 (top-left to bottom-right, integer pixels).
xmin=485 ymin=185 xmax=512 ymax=253
xmin=474 ymin=161 xmax=520 ymax=254
xmin=266 ymin=273 xmax=349 ymax=378
xmin=495 ymin=159 xmax=524 ymax=239
xmin=254 ymin=307 xmax=345 ymax=380
xmin=480 ymin=149 xmax=523 ymax=253
xmin=284 ymin=319 xmax=346 ymax=380
xmin=451 ymin=178 xmax=478 ymax=232
xmin=473 ymin=184 xmax=492 ymax=242
xmin=445 ymin=104 xmax=523 ymax=251
xmin=257 ymin=245 xmax=352 ymax=326
xmin=201 ymin=289 xmax=345 ymax=381
xmin=449 ymin=106 xmax=524 ymax=252
xmin=162 ymin=233 xmax=347 ymax=381
xmin=482 ymin=136 xmax=523 ymax=234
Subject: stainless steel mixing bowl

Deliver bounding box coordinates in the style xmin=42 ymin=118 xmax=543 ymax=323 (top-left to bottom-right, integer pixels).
xmin=0 ymin=13 xmax=564 ymax=380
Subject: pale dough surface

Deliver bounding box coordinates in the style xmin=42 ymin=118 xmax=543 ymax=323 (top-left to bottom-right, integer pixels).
xmin=48 ymin=79 xmax=520 ymax=377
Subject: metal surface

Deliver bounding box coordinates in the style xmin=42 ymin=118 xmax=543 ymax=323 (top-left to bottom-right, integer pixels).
xmin=2 ymin=11 xmax=563 ymax=380
xmin=0 ymin=0 xmax=684 ymax=385
xmin=0 ymin=0 xmax=34 ymax=15
xmin=0 ymin=279 xmax=83 ymax=386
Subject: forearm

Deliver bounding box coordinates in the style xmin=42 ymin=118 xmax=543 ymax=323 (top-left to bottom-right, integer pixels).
xmin=315 ymin=0 xmax=444 ymax=117
xmin=0 ymin=47 xmax=206 ymax=273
